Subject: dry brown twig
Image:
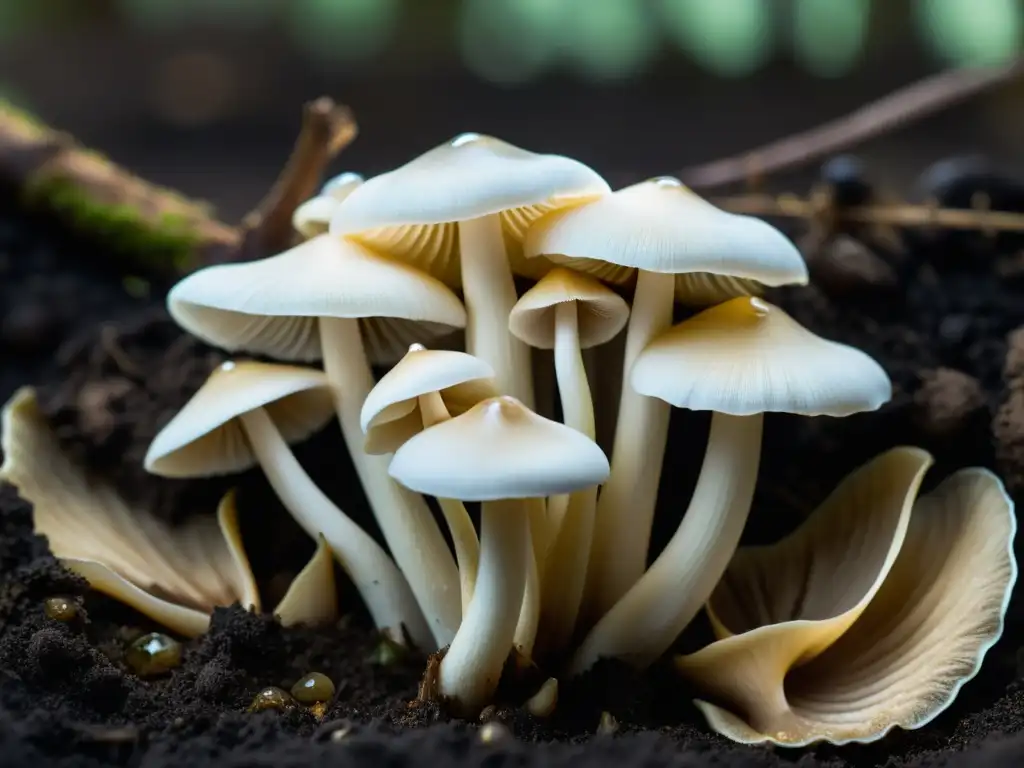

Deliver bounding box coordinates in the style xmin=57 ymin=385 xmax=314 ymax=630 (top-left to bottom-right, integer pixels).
xmin=712 ymin=192 xmax=1024 ymax=234
xmin=680 ymin=58 xmax=1024 ymax=191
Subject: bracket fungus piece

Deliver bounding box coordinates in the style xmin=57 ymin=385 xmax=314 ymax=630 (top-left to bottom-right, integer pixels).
xmin=274 ymin=534 xmax=338 ymax=628
xmin=674 ymin=448 xmax=1017 ymax=747
xmin=330 ymin=132 xmax=611 ymax=407
xmin=166 ymin=236 xmax=464 ymax=648
xmin=0 ymin=388 xmax=334 ymax=636
xmin=525 ymin=179 xmax=809 ymax=619
xmin=144 ymin=360 xmax=431 ymax=648
xmin=361 ymin=343 xmax=499 ymax=614
xmin=389 ymin=395 xmax=609 ymax=716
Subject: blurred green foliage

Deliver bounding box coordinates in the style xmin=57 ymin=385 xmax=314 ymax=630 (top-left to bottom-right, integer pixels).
xmin=0 ymin=0 xmax=1020 ymax=83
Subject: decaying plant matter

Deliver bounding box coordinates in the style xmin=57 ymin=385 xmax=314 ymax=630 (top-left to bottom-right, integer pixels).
xmin=0 ymin=65 xmax=1020 ymax=748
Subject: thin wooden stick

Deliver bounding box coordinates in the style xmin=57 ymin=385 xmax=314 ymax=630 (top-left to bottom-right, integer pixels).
xmin=680 ymin=59 xmax=1024 ymax=190
xmin=713 ymin=193 xmax=1024 ymax=232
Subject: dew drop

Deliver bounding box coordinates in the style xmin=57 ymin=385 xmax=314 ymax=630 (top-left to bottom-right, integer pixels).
xmin=450 ymin=132 xmax=483 ymax=147
xmin=651 ymin=176 xmax=683 ymax=188
xmin=43 ymin=596 xmax=79 ymax=622
xmin=125 ymin=632 xmax=182 ymax=678
xmin=248 ymin=686 xmax=294 ymax=713
xmin=290 ymin=672 xmax=336 ymax=704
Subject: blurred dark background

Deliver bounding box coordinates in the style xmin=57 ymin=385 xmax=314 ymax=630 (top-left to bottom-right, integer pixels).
xmin=3 ymin=0 xmax=1024 ymax=215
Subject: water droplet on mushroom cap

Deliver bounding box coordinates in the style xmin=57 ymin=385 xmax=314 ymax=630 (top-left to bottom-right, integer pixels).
xmin=450 ymin=132 xmax=483 ymax=147
xmin=125 ymin=632 xmax=182 ymax=677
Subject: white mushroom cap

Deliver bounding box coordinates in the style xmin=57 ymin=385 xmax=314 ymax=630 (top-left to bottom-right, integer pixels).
xmin=524 ymin=177 xmax=808 ymax=305
xmin=329 ymin=133 xmax=610 ymax=287
xmin=167 ymin=234 xmax=466 ymax=364
xmin=292 ymin=172 xmax=365 ymax=239
xmin=508 ymin=267 xmax=630 ymax=349
xmin=145 ymin=361 xmax=334 ymax=478
xmin=631 ymin=297 xmax=892 ymax=417
xmin=389 ymin=395 xmax=610 ymax=501
xmin=360 ymin=343 xmax=499 ymax=454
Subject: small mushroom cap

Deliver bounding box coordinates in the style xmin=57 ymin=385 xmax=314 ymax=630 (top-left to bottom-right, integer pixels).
xmin=631 ymin=297 xmax=892 ymax=417
xmin=168 ymin=234 xmax=466 ymax=364
xmin=145 ymin=361 xmax=334 ymax=478
xmin=361 ymin=343 xmax=499 ymax=453
xmin=524 ymin=177 xmax=808 ymax=304
xmin=293 ymin=172 xmax=365 ymax=239
xmin=508 ymin=267 xmax=630 ymax=350
xmin=329 ymin=133 xmax=610 ymax=287
xmin=389 ymin=395 xmax=610 ymax=501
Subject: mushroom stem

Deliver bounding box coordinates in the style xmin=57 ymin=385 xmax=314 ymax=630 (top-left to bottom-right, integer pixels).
xmin=238 ymin=406 xmax=433 ymax=649
xmin=514 ymin=534 xmax=541 ymax=658
xmin=539 ymin=302 xmax=599 ymax=652
xmin=418 ymin=391 xmax=481 ymax=614
xmin=587 ymin=331 xmax=625 ymax=457
xmin=439 ymin=498 xmax=529 ymax=715
xmin=458 ymin=215 xmax=534 ymax=409
xmin=569 ymin=412 xmax=763 ymax=674
xmin=584 ymin=269 xmax=675 ymax=619
xmin=319 ymin=316 xmax=461 ymax=648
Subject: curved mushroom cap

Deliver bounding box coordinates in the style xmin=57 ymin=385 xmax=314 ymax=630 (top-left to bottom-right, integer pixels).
xmin=508 ymin=267 xmax=630 ymax=350
xmin=145 ymin=361 xmax=334 ymax=478
xmin=361 ymin=343 xmax=499 ymax=454
xmin=631 ymin=297 xmax=892 ymax=417
xmin=168 ymin=234 xmax=466 ymax=364
xmin=329 ymin=133 xmax=610 ymax=287
xmin=292 ymin=172 xmax=365 ymax=239
xmin=389 ymin=395 xmax=610 ymax=501
xmin=524 ymin=177 xmax=809 ymax=306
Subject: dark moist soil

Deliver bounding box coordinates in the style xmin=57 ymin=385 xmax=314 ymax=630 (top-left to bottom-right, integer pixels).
xmin=6 ymin=157 xmax=1024 ymax=767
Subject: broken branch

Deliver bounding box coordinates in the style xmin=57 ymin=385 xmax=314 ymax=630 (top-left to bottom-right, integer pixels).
xmin=681 ymin=59 xmax=1024 ymax=190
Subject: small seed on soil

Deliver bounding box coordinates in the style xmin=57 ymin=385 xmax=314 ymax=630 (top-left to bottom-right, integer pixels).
xmin=369 ymin=635 xmax=405 ymax=667
xmin=125 ymin=632 xmax=182 ymax=677
xmin=524 ymin=677 xmax=558 ymax=718
xmin=597 ymin=711 xmax=619 ymax=736
xmin=248 ymin=686 xmax=294 ymax=713
xmin=290 ymin=672 xmax=336 ymax=704
xmin=478 ymin=722 xmax=512 ymax=744
xmin=43 ymin=596 xmax=79 ymax=622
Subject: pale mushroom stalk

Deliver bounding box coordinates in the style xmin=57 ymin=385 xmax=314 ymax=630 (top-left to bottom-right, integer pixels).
xmin=585 ymin=270 xmax=675 ymax=615
xmin=440 ymin=499 xmax=529 ymax=715
xmin=239 ymin=405 xmax=434 ymax=650
xmin=570 ymin=411 xmax=762 ymax=674
xmin=458 ymin=215 xmax=534 ymax=409
xmin=540 ymin=302 xmax=599 ymax=650
xmin=318 ymin=316 xmax=461 ymax=647
xmin=514 ymin=528 xmax=541 ymax=658
xmin=418 ymin=390 xmax=480 ymax=613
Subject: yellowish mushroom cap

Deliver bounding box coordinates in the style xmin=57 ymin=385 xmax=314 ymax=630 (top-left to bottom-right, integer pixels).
xmin=145 ymin=361 xmax=334 ymax=478
xmin=631 ymin=297 xmax=892 ymax=417
xmin=360 ymin=343 xmax=498 ymax=454
xmin=389 ymin=395 xmax=610 ymax=501
xmin=524 ymin=177 xmax=808 ymax=306
xmin=292 ymin=172 xmax=364 ymax=239
xmin=508 ymin=267 xmax=630 ymax=349
xmin=329 ymin=133 xmax=610 ymax=287
xmin=167 ymin=234 xmax=466 ymax=364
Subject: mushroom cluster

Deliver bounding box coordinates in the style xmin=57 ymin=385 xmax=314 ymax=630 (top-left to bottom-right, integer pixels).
xmin=7 ymin=133 xmax=1013 ymax=745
